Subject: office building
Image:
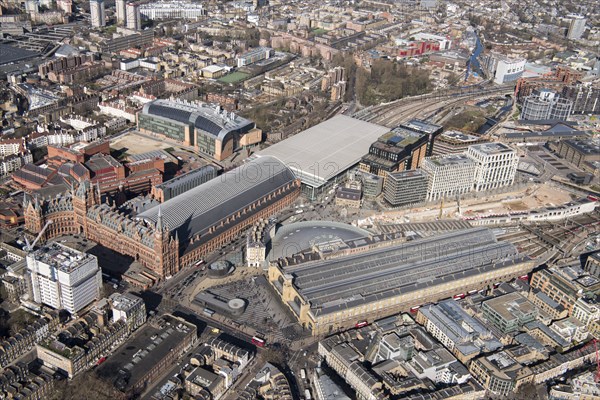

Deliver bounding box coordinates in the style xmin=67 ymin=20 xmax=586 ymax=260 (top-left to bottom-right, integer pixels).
xmin=421 ymin=154 xmax=476 ymax=201
xmin=520 ymin=89 xmax=573 ymax=121
xmin=469 ymin=351 xmax=532 ymax=396
xmin=269 ymin=227 xmax=534 ymax=335
xmin=383 ymin=169 xmax=428 ymax=207
xmin=481 ymin=53 xmax=526 ymax=84
xmin=360 ymin=119 xmax=443 ymax=179
xmin=416 ymin=300 xmax=502 ymax=363
xmin=432 ymin=130 xmax=487 ymax=156
xmin=359 ymin=127 xmax=430 ymax=178
xmin=335 ymin=187 xmax=361 ymax=208
xmin=312 ymin=369 xmax=351 ymax=400
xmin=530 ymin=265 xmax=600 ymax=315
xmin=466 ymin=142 xmax=518 ymax=192
xmin=138 ymin=99 xmax=262 ymax=161
xmin=482 ymin=292 xmax=538 ymax=334
xmin=90 ymin=0 xmax=106 ymax=27
xmin=115 ymin=0 xmax=126 ymax=24
xmin=126 ymin=2 xmax=141 ymax=30
xmin=27 ymin=243 xmax=102 ymax=315
xmin=109 ymin=292 xmax=147 ymax=333
xmin=567 ymin=14 xmax=586 ymax=40
xmin=361 ymin=172 xmax=383 ymax=197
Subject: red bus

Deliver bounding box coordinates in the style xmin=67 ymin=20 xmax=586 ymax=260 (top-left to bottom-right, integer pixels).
xmin=251 ymin=336 xmax=266 ymax=347
xmin=355 ymin=321 xmax=369 ymax=328
xmin=409 ymin=306 xmax=420 ymax=313
xmin=96 ymin=356 xmax=107 ymax=366
xmin=518 ymin=275 xmax=529 ymax=281
xmin=453 ymin=293 xmax=466 ymax=300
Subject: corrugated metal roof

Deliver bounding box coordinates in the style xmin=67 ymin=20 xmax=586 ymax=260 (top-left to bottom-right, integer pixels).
xmin=255 ymin=115 xmax=389 ymax=188
xmin=138 ymin=156 xmax=296 ymax=241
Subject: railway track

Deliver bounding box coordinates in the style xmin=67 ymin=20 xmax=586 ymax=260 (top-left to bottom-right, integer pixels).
xmin=353 ymin=84 xmax=515 ymax=126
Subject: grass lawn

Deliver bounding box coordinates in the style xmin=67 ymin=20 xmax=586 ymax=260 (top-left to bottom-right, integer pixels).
xmin=218 ymin=72 xmax=250 ymax=84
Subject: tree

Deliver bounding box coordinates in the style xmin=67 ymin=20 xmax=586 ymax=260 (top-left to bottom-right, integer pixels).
xmin=8 ymin=310 xmax=36 ymax=336
xmin=50 ymin=373 xmax=124 ymax=400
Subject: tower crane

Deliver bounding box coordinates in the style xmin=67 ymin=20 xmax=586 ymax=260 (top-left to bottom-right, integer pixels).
xmin=579 ymin=338 xmax=600 ymax=382
xmin=23 ymin=219 xmax=53 ymax=252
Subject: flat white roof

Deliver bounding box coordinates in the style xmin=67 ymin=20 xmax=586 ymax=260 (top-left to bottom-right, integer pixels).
xmin=202 ymin=65 xmax=224 ymax=73
xmin=255 ymin=115 xmax=389 ymax=188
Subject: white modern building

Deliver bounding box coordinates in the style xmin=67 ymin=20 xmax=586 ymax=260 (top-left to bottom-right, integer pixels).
xmin=482 ymin=53 xmax=526 ymax=84
xmin=466 ymin=142 xmax=518 ymax=192
xmin=567 ymin=14 xmax=586 ymax=40
xmin=27 ymin=243 xmax=102 ymax=315
xmin=421 ymin=154 xmax=476 ymax=201
xmin=90 ymin=0 xmax=106 ymax=27
xmin=126 ymin=2 xmax=141 ymax=30
xmin=139 ymin=1 xmax=206 ymax=20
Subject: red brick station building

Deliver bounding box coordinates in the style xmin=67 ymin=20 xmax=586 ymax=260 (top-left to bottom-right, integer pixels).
xmin=24 ymin=156 xmax=300 ymax=287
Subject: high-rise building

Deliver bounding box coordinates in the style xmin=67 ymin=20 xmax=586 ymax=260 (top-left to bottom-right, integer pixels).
xmin=359 ymin=119 xmax=442 ymax=179
xmin=567 ymin=14 xmax=586 ymax=40
xmin=57 ymin=0 xmax=72 ymax=14
xmin=126 ymin=2 xmax=141 ymax=30
xmin=466 ymin=143 xmax=518 ymax=192
xmin=421 ymin=154 xmax=476 ymax=201
xmin=115 ymin=0 xmax=126 ymax=24
xmin=384 ymin=169 xmax=428 ymax=207
xmin=90 ymin=0 xmax=106 ymax=27
xmin=27 ymin=243 xmax=102 ymax=315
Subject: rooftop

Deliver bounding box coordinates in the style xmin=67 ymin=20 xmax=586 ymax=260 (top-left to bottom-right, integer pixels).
xmin=255 ymin=115 xmax=389 ymax=188
xmin=284 ymin=228 xmax=525 ymax=316
xmin=563 ymin=138 xmax=600 ymax=156
xmin=95 ymin=315 xmax=195 ymax=391
xmin=419 ymin=300 xmax=502 ymax=357
xmin=268 ymin=221 xmax=370 ymax=261
xmin=28 ymin=242 xmax=95 ymax=273
xmin=137 ymin=156 xmax=296 ymax=243
xmin=468 ymin=142 xmax=515 ymax=155
xmin=439 ymin=130 xmax=482 ymax=143
xmin=142 ymin=99 xmax=254 ymax=141
xmin=424 ymin=153 xmax=475 ymax=167
xmin=400 ymin=119 xmax=442 ymax=135
xmin=153 ymin=165 xmax=218 ymax=191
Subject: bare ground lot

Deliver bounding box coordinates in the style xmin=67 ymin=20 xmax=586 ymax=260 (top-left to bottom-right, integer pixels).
xmin=111 ymin=132 xmax=176 ymax=155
